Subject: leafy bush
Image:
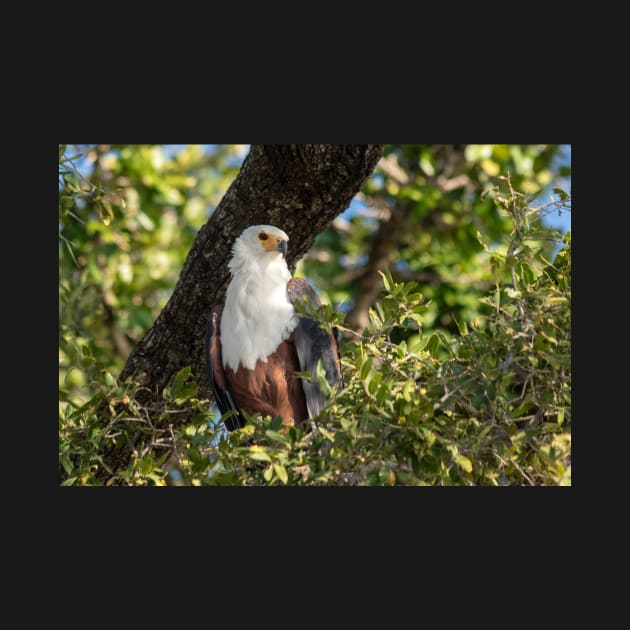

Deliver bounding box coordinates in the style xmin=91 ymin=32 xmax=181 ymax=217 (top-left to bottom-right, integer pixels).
xmin=59 ymin=145 xmax=570 ymax=486
xmin=302 ymin=144 xmax=568 ymax=337
xmin=197 ymin=181 xmax=571 ymax=486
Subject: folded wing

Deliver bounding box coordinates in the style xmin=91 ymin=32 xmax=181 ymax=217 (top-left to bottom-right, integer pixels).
xmin=205 ymin=306 xmax=244 ymax=431
xmin=287 ymin=277 xmax=342 ymax=419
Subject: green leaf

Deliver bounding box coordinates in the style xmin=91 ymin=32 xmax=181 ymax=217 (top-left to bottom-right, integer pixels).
xmin=288 ymin=426 xmax=298 ymax=444
xmin=265 ymin=430 xmax=290 ymax=445
xmin=315 ymin=360 xmax=332 ymax=398
xmin=557 ymin=408 xmax=565 ymax=426
xmin=273 ymin=463 xmax=288 ymax=484
xmin=511 ymin=431 xmax=528 ymax=448
xmin=379 ymin=468 xmax=396 ymax=485
xmin=365 ymin=342 xmax=383 ymax=357
xmin=263 ymin=465 xmax=273 ymax=482
xmin=368 ymin=307 xmax=382 ymax=329
xmin=146 ymin=473 xmax=166 ymax=486
xmin=319 ymin=427 xmax=335 ymax=441
xmin=269 ymin=416 xmax=283 ymax=431
xmin=455 ymin=317 xmax=468 ymax=335
xmin=174 ymin=384 xmax=197 ymax=404
xmin=397 ymin=340 xmax=408 ymax=356
xmin=419 ymin=155 xmax=435 ymax=176
xmin=454 ymin=454 xmax=473 ymax=473
xmin=426 ymin=334 xmax=440 ymax=358
xmin=140 ymin=454 xmax=154 ymax=475
xmin=63 ymin=171 xmax=80 ymax=193
xmin=171 ymin=366 xmax=192 ymax=399
xmin=103 ymin=371 xmax=117 ymax=388
xmin=96 ymin=200 xmax=114 ymax=226
xmin=552 ymin=187 xmax=569 ymax=202
xmin=368 ymin=371 xmax=382 ymax=395
xmin=60 ymin=454 xmax=73 ymax=476
xmin=360 ymin=356 xmax=373 ymax=381
xmin=403 ymin=380 xmax=415 ymax=402
xmin=247 ymin=450 xmax=272 ymax=463
xmin=379 ymin=269 xmax=392 ymax=292
xmin=375 ymin=302 xmax=386 ymax=324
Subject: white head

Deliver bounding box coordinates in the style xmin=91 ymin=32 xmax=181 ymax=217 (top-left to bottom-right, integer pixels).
xmin=229 ymin=224 xmax=289 ymax=274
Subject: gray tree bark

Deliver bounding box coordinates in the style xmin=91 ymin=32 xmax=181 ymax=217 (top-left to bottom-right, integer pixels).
xmin=101 ymin=144 xmax=383 ymax=479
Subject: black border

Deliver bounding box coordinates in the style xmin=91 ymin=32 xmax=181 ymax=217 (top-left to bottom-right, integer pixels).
xmin=53 ymin=88 xmax=574 ymax=548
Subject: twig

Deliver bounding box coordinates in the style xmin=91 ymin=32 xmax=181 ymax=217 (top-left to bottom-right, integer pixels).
xmin=494 ymin=452 xmax=535 ymax=486
xmin=67 ymin=156 xmax=96 ymax=194
xmin=503 ymin=174 xmax=527 ymax=322
xmin=65 ymin=210 xmax=86 ymax=225
xmin=59 ymin=233 xmax=80 ymax=268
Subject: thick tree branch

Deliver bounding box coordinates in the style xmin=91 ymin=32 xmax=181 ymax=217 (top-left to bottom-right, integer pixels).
xmin=343 ymin=146 xmax=478 ymax=333
xmin=100 ymin=144 xmax=383 ymax=479
xmin=344 ymin=201 xmax=412 ymax=332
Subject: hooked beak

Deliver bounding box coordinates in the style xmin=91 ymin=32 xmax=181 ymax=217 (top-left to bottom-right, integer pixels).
xmin=277 ymin=239 xmax=288 ymax=258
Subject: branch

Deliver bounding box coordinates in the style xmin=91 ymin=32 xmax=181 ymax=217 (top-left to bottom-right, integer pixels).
xmin=344 ymin=201 xmax=412 ymax=331
xmin=97 ymin=144 xmax=384 ymax=482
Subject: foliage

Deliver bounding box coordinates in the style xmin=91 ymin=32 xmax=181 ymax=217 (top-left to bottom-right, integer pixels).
xmin=301 ymin=144 xmax=570 ymax=337
xmin=59 ymin=145 xmax=571 ymax=486
xmin=59 ymin=144 xmax=245 ymax=409
xmin=183 ymin=181 xmax=571 ymax=486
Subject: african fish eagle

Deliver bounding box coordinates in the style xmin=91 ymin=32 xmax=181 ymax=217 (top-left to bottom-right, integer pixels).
xmin=205 ymin=225 xmax=342 ymax=431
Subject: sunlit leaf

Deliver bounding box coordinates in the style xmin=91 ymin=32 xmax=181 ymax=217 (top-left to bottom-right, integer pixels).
xmin=265 ymin=430 xmax=290 ymax=445
xmin=454 ymin=454 xmax=473 ymax=474
xmin=426 ymin=334 xmax=440 ymax=358
xmin=273 ymin=463 xmax=288 ymax=484
xmin=319 ymin=427 xmax=335 ymax=441
xmin=60 ymin=455 xmax=73 ymax=476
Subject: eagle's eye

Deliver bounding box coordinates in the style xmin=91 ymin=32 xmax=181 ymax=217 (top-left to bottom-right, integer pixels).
xmin=258 ymin=232 xmax=268 ymax=241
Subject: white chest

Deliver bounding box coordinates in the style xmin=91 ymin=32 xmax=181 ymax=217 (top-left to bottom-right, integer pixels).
xmin=220 ymin=263 xmax=298 ymax=371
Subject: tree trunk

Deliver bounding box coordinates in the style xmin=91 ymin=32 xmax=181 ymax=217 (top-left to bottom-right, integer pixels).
xmin=343 ymin=145 xmax=475 ymax=332
xmin=344 ymin=201 xmax=412 ymax=332
xmin=102 ymin=144 xmax=383 ymax=478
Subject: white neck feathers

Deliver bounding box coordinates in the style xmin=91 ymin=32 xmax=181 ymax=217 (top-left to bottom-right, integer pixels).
xmin=221 ymin=252 xmax=297 ymax=371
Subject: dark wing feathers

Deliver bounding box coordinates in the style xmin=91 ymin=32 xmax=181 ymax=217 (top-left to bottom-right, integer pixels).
xmin=205 ymin=306 xmax=244 ymax=431
xmin=287 ymin=278 xmax=342 ymax=419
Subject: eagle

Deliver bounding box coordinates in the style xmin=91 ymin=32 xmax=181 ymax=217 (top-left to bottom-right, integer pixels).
xmin=205 ymin=225 xmax=342 ymax=431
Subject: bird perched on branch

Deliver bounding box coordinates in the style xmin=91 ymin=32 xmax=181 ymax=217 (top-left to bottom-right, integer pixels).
xmin=206 ymin=225 xmax=342 ymax=431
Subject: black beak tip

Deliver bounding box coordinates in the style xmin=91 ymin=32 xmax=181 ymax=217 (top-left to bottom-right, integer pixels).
xmin=278 ymin=240 xmax=288 ymax=257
